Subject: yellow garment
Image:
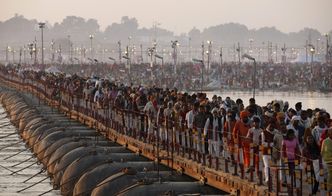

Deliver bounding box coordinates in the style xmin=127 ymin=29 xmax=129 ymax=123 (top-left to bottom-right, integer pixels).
xmin=322 ymin=137 xmax=332 ymax=164
xmin=321 ymin=137 xmax=332 ymax=191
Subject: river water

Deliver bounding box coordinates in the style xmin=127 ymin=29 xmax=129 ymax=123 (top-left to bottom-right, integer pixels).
xmin=0 ymin=107 xmax=60 ymax=196
xmin=205 ymin=90 xmax=332 ymax=114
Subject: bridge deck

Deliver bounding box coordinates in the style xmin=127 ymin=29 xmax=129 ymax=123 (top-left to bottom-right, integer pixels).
xmin=0 ymin=73 xmax=323 ymax=196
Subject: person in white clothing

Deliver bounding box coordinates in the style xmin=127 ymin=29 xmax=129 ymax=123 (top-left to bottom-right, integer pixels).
xmin=143 ymin=95 xmax=157 ymax=142
xmin=246 ymin=116 xmax=262 ymax=173
xmin=185 ymin=102 xmax=199 ymax=152
xmin=205 ymin=108 xmax=223 ymax=158
xmin=311 ymin=116 xmax=328 ymax=147
xmin=261 ymin=122 xmax=278 ymax=183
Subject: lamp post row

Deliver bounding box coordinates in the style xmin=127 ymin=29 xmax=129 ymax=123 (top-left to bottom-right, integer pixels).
xmin=38 ymin=22 xmax=45 ymax=65
xmin=4 ymin=26 xmax=331 ymax=66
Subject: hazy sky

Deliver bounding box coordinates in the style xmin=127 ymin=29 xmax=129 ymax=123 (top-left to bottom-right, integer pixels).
xmin=1 ymin=0 xmax=331 ymax=34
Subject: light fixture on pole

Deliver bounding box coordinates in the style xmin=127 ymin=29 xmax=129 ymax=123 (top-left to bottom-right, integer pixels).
xmin=249 ymin=38 xmax=254 ymax=54
xmin=38 ymin=22 xmax=46 ymax=65
xmin=122 ymin=46 xmax=131 ymax=75
xmin=33 ymin=37 xmax=37 ymax=64
xmin=51 ymin=40 xmax=55 ymax=63
xmin=192 ymin=58 xmax=204 ymax=92
xmin=11 ymin=48 xmax=15 ymax=63
xmin=309 ymin=44 xmax=315 ymax=88
xmin=219 ymin=47 xmax=223 ymax=80
xmin=68 ymin=35 xmax=72 ymax=63
xmin=155 ymin=54 xmax=164 ymax=87
xmin=236 ymin=42 xmax=241 ymax=63
xmin=325 ymin=33 xmax=330 ymax=63
xmin=23 ymin=46 xmax=26 ymax=64
xmin=206 ymin=40 xmax=212 ymax=82
xmin=281 ymin=43 xmax=287 ymax=63
xmin=5 ymin=45 xmax=9 ymax=62
xmin=19 ymin=47 xmax=22 ymax=64
xmin=242 ymin=53 xmax=256 ymax=99
xmin=309 ymin=45 xmax=315 ymax=63
xmin=171 ymin=40 xmax=179 ymax=75
xmin=155 ymin=54 xmax=164 ymax=65
xmin=128 ymin=36 xmax=132 ymax=61
xmin=147 ymin=47 xmax=155 ymax=79
xmin=89 ymin=34 xmax=94 ymax=59
xmin=117 ymin=41 xmax=122 ymax=64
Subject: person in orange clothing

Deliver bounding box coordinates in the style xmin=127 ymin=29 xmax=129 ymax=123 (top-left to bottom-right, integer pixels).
xmin=233 ymin=110 xmax=252 ymax=173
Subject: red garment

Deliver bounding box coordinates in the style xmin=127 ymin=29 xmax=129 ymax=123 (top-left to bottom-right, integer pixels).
xmin=242 ymin=143 xmax=251 ymax=168
xmin=152 ymin=99 xmax=158 ymax=110
xmin=233 ymin=120 xmax=251 ymax=168
xmin=320 ymin=129 xmax=327 ymax=148
xmin=224 ymin=120 xmax=236 ymax=143
xmin=224 ymin=120 xmax=236 ymax=154
xmin=233 ymin=120 xmax=251 ymax=145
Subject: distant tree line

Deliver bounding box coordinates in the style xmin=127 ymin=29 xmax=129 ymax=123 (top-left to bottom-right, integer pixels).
xmin=0 ymin=14 xmax=331 ymax=49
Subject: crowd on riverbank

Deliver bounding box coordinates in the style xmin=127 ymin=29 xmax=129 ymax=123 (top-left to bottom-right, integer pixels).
xmin=7 ymin=61 xmax=332 ymax=92
xmin=1 ymin=63 xmax=332 ymax=194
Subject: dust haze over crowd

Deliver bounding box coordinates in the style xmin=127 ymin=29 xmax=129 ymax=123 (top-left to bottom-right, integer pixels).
xmin=0 ymin=15 xmax=331 ymax=49
xmin=0 ymin=0 xmax=331 ymax=48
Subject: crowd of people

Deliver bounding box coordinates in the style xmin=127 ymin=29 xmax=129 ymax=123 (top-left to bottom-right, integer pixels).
xmin=52 ymin=61 xmax=332 ymax=92
xmin=1 ymin=63 xmax=332 ymax=194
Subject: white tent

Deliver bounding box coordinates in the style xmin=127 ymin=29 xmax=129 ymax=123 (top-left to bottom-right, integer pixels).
xmin=45 ymin=66 xmax=61 ymax=74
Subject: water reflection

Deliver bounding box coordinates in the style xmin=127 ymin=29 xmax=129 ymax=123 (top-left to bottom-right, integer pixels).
xmin=0 ymin=107 xmax=60 ymax=196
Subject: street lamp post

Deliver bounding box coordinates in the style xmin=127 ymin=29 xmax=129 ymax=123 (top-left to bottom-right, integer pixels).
xmin=118 ymin=41 xmax=121 ymax=64
xmin=38 ymin=22 xmax=46 ymax=65
xmin=316 ymin=38 xmax=320 ymax=56
xmin=305 ymin=40 xmax=308 ymax=63
xmin=201 ymin=42 xmax=205 ymax=85
xmin=206 ymin=40 xmax=212 ymax=82
xmin=34 ymin=37 xmax=37 ymax=65
xmin=51 ymin=40 xmax=55 ymax=63
xmin=193 ymin=58 xmax=204 ymax=92
xmin=236 ymin=42 xmax=241 ymax=64
xmin=128 ymin=36 xmax=132 ymax=61
xmin=308 ymin=45 xmax=315 ymax=88
xmin=12 ymin=48 xmax=15 ymax=63
xmin=148 ymin=47 xmax=156 ymax=80
xmin=219 ymin=47 xmax=223 ymax=80
xmin=188 ymin=37 xmax=191 ymax=62
xmin=275 ymin=44 xmax=278 ymax=62
xmin=267 ymin=41 xmax=272 ymax=63
xmin=23 ymin=46 xmax=26 ymax=64
xmin=28 ymin=43 xmax=33 ymax=61
xmin=19 ymin=47 xmax=22 ymax=64
xmin=122 ymin=53 xmax=131 ymax=83
xmin=171 ymin=40 xmax=179 ymax=75
xmin=140 ymin=44 xmax=143 ymax=63
xmin=123 ymin=46 xmax=131 ymax=75
xmin=309 ymin=45 xmax=315 ymax=64
xmin=155 ymin=54 xmax=164 ymax=87
xmin=5 ymin=45 xmax=9 ymax=62
xmin=68 ymin=35 xmax=73 ymax=63
xmin=242 ymin=53 xmax=256 ymax=99
xmin=326 ymin=34 xmax=330 ymax=63
xmin=249 ymin=38 xmax=254 ymax=54
xmin=281 ymin=43 xmax=287 ymax=63
xmin=58 ymin=44 xmax=62 ymax=63
xmin=89 ymin=34 xmax=94 ymax=59
xmin=108 ymin=56 xmax=116 ymax=64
